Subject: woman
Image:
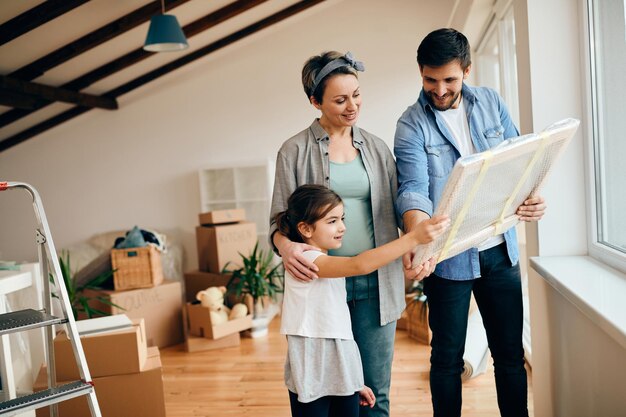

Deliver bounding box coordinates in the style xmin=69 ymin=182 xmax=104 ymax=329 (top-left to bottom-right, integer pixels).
xmin=269 ymin=51 xmax=404 ymax=417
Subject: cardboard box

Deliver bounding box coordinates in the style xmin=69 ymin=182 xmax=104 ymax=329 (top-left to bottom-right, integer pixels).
xmin=186 ymin=302 xmax=252 ymax=339
xmin=84 ymin=280 xmax=183 ymax=347
xmin=184 ymin=270 xmax=231 ymax=303
xmin=54 ymin=318 xmax=147 ymax=381
xmin=196 ymin=222 xmax=257 ymax=273
xmin=35 ymin=347 xmax=165 ymax=417
xmin=198 ymin=208 xmax=246 ymax=225
xmin=185 ymin=331 xmax=241 ymax=353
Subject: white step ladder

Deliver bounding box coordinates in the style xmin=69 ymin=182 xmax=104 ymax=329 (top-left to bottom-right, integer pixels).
xmin=0 ymin=181 xmax=102 ymax=417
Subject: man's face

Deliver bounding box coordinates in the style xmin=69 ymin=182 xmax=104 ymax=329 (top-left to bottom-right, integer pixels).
xmin=420 ymin=60 xmax=471 ymax=111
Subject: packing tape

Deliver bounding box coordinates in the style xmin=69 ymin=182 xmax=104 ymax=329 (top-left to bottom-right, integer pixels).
xmin=438 ymin=150 xmax=493 ymax=262
xmin=494 ymin=132 xmax=550 ymax=235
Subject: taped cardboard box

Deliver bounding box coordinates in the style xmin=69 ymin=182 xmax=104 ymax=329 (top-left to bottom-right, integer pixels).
xmin=35 ymin=347 xmax=165 ymax=417
xmin=183 ymin=270 xmax=231 ymax=303
xmin=54 ymin=317 xmax=147 ymax=381
xmin=195 ymin=222 xmax=257 ymax=273
xmin=84 ymin=280 xmax=183 ymax=347
xmin=198 ymin=208 xmax=246 ymax=225
xmin=186 ymin=302 xmax=252 ymax=339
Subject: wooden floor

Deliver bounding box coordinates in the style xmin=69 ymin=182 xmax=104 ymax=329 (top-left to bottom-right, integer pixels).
xmin=160 ymin=320 xmax=533 ymax=416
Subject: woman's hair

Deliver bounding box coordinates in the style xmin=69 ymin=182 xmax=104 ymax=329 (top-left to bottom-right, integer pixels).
xmin=302 ymin=51 xmax=359 ymax=104
xmin=417 ymin=28 xmax=471 ymax=70
xmin=273 ymin=184 xmax=343 ymax=243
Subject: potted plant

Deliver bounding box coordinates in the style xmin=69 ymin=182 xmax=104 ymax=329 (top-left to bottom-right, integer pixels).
xmin=223 ymin=242 xmax=284 ymax=336
xmin=51 ymin=251 xmax=122 ymax=320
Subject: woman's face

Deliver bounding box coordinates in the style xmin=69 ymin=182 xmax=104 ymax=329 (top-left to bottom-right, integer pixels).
xmin=312 ymin=74 xmax=361 ymax=130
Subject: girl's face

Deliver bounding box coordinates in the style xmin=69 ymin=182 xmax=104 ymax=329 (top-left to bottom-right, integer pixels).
xmin=311 ymin=74 xmax=361 ymax=130
xmin=299 ymin=203 xmax=345 ymax=252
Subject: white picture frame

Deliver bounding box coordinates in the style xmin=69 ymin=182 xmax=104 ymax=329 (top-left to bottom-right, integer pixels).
xmin=412 ymin=118 xmax=580 ymax=267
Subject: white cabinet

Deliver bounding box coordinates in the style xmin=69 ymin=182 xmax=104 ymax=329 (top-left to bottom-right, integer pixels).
xmin=198 ymin=160 xmax=274 ymax=252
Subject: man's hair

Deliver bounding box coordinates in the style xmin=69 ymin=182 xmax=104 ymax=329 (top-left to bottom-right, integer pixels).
xmin=417 ymin=28 xmax=471 ymax=70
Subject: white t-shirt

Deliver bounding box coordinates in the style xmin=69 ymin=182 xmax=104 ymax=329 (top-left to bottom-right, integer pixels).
xmin=280 ymin=250 xmax=354 ymax=340
xmin=438 ymin=98 xmax=504 ymax=251
xmin=437 ymin=99 xmax=476 ymax=157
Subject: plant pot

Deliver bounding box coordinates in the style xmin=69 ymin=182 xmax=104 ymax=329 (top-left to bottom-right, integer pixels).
xmin=243 ymin=298 xmax=279 ymax=338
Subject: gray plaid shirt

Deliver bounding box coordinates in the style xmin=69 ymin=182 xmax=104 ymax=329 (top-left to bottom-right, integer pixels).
xmin=269 ymin=119 xmax=405 ymax=325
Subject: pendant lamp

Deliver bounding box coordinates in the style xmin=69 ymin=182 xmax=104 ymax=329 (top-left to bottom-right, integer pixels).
xmin=143 ymin=0 xmax=188 ymax=52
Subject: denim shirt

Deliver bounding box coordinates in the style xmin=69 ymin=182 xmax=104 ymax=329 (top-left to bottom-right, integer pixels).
xmin=394 ymin=84 xmax=520 ymax=280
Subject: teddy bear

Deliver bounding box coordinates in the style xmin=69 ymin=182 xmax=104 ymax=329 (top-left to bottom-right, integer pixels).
xmin=196 ymin=286 xmax=248 ymax=324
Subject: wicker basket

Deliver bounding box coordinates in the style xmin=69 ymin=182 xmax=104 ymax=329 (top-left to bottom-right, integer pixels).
xmin=407 ymin=298 xmax=431 ymax=345
xmin=111 ymin=246 xmax=164 ymax=290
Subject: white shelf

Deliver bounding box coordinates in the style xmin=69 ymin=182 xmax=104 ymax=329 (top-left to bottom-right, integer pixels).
xmin=198 ymin=160 xmax=274 ymax=241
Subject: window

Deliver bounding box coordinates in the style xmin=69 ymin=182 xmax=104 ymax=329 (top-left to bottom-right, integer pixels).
xmin=587 ymin=0 xmax=626 ymax=272
xmin=475 ymin=6 xmax=519 ymax=126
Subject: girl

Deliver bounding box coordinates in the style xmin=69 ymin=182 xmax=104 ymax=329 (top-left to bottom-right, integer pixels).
xmin=275 ymin=184 xmax=449 ymax=417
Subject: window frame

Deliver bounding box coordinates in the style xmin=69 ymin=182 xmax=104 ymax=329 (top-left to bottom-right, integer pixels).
xmin=583 ymin=0 xmax=626 ymax=274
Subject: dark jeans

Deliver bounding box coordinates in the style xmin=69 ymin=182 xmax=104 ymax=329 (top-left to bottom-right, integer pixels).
xmin=423 ymin=243 xmax=528 ymax=417
xmin=288 ymin=390 xmax=359 ymax=417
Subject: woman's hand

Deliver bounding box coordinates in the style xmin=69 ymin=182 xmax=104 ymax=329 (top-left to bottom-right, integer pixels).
xmin=359 ymin=386 xmax=376 ymax=408
xmin=276 ymin=238 xmax=320 ymax=282
xmin=517 ymin=195 xmax=546 ymax=222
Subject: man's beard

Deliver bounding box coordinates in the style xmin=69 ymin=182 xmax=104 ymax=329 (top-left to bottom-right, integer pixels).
xmin=426 ymin=90 xmax=461 ymax=111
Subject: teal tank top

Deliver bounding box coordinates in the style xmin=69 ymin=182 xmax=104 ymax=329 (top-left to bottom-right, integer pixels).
xmin=328 ymin=154 xmax=375 ymax=256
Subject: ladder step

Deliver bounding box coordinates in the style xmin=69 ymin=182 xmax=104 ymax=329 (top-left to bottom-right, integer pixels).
xmin=0 ymin=380 xmax=93 ymax=416
xmin=0 ymin=308 xmax=67 ymax=336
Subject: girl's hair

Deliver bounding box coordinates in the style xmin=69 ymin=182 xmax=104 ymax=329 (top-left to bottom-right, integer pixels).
xmin=273 ymin=184 xmax=343 ymax=243
xmin=302 ymin=51 xmax=359 ymax=104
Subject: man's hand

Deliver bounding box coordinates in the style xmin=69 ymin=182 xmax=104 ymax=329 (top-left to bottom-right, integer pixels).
xmin=403 ymin=250 xmax=436 ymax=281
xmin=402 ymin=210 xmax=440 ymax=281
xmin=517 ymin=195 xmax=546 ymax=222
xmin=276 ymin=238 xmax=319 ymax=282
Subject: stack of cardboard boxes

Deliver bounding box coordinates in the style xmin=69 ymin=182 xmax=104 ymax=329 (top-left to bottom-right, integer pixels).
xmin=82 ymin=246 xmax=184 ymax=348
xmin=34 ymin=316 xmax=165 ymax=417
xmin=183 ymin=208 xmax=257 ymax=352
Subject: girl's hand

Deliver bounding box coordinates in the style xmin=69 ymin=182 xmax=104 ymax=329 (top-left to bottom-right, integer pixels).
xmin=277 ymin=240 xmax=320 ymax=282
xmin=413 ymin=215 xmax=450 ymax=244
xmin=359 ymin=386 xmax=375 ymax=408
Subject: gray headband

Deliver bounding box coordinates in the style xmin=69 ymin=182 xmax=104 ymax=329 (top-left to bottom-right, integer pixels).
xmin=310 ymin=51 xmax=365 ymax=96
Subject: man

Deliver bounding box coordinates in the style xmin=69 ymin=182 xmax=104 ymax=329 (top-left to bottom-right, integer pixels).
xmin=394 ymin=28 xmax=545 ymax=417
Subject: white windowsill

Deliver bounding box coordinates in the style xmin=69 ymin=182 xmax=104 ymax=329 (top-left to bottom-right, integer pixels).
xmin=529 ymin=256 xmax=626 ymax=350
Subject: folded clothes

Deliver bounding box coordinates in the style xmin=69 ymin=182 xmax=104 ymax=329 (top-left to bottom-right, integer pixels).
xmin=113 ymin=226 xmax=166 ymax=252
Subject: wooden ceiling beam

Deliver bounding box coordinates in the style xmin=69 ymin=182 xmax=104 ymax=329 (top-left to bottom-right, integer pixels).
xmin=0 ymin=0 xmax=90 ymax=46
xmin=9 ymin=0 xmax=191 ymax=81
xmin=0 ymin=75 xmax=118 ymax=110
xmin=0 ymin=0 xmax=325 ymax=153
xmin=0 ymin=90 xmax=49 ymax=110
xmin=0 ymin=0 xmax=268 ymax=128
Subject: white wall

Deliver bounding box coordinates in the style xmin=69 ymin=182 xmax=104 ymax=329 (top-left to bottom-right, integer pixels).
xmin=514 ymin=0 xmax=587 ymax=259
xmin=0 ymin=0 xmax=454 ymax=271
xmin=514 ymin=0 xmax=626 ymax=415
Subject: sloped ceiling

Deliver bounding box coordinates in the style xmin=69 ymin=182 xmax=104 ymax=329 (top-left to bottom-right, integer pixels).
xmin=0 ymin=0 xmax=325 ymax=153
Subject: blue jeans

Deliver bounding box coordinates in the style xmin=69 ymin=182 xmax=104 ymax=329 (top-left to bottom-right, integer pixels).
xmin=347 ymin=275 xmax=396 ymax=417
xmin=423 ymin=243 xmax=528 ymax=417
